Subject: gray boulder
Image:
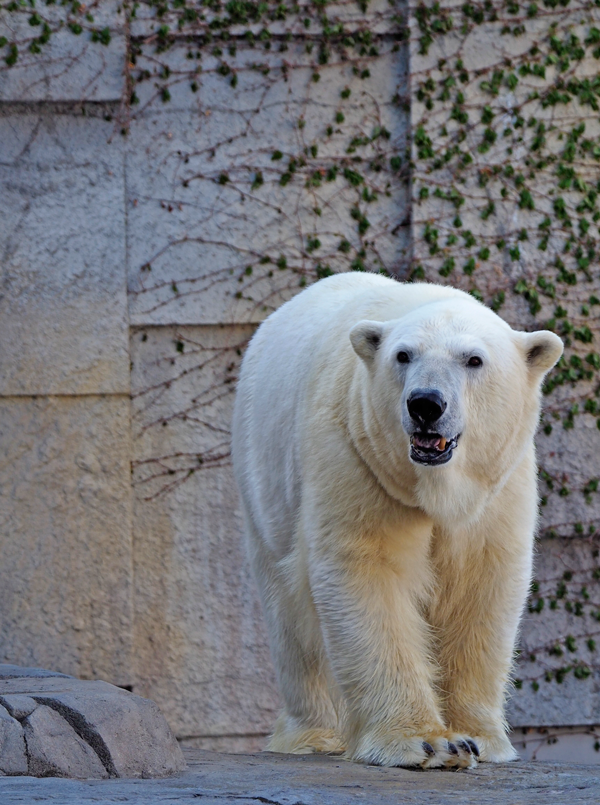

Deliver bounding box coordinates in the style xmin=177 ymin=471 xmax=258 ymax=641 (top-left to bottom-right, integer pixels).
xmin=0 ymin=704 xmax=28 ymax=775
xmin=23 ymin=705 xmax=108 ymax=779
xmin=0 ymin=664 xmax=185 ymax=779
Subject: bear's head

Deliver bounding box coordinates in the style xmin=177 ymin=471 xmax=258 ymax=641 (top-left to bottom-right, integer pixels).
xmin=349 ymin=295 xmax=563 ymax=524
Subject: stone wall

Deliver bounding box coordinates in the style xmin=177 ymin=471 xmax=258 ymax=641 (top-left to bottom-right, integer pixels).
xmin=0 ymin=0 xmax=599 ymax=749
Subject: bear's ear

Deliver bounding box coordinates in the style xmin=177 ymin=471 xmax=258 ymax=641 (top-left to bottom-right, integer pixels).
xmin=519 ymin=330 xmax=564 ymax=375
xmin=350 ymin=320 xmax=385 ymax=363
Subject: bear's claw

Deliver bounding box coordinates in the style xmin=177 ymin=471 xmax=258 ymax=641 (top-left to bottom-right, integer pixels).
xmin=422 ymin=741 xmax=435 ymax=757
xmin=441 ymin=734 xmax=480 ymax=769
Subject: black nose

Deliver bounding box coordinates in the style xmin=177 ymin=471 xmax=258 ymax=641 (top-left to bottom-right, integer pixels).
xmin=407 ymin=390 xmax=447 ymax=426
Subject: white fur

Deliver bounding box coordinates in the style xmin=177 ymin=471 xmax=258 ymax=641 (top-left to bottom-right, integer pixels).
xmin=232 ymin=274 xmax=563 ymax=769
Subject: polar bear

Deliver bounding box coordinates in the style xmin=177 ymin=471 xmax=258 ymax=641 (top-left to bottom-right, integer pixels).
xmin=232 ymin=273 xmax=562 ymax=769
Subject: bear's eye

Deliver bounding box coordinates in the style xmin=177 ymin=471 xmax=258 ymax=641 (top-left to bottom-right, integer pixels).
xmin=397 ymin=351 xmax=410 ymax=364
xmin=467 ymin=356 xmax=483 ymax=367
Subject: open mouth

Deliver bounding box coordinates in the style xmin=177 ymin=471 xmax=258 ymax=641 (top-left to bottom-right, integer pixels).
xmin=410 ymin=433 xmax=459 ymax=466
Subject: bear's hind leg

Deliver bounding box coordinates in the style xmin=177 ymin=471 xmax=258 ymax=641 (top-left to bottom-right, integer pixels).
xmin=264 ymin=614 xmax=345 ymax=755
xmin=264 ymin=613 xmax=344 ymax=755
xmin=252 ymin=541 xmax=345 ymax=755
xmin=268 ymin=713 xmax=344 ymax=755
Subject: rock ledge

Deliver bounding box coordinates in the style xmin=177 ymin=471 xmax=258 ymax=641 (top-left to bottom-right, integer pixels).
xmin=1 ymin=748 xmax=600 ymax=804
xmin=0 ymin=665 xmax=185 ymax=779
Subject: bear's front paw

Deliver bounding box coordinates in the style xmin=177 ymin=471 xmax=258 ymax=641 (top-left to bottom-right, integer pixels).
xmin=471 ymin=733 xmax=518 ymax=763
xmin=350 ymin=732 xmax=477 ymax=769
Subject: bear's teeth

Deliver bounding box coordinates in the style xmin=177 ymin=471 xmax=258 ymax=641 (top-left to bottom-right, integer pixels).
xmin=438 ymin=437 xmax=447 ymax=450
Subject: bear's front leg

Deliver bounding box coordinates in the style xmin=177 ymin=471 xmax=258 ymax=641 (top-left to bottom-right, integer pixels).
xmin=430 ymin=471 xmax=535 ymax=763
xmin=306 ymin=500 xmax=475 ymax=769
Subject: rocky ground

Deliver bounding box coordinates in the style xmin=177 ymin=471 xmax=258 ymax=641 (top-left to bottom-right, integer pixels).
xmin=1 ymin=748 xmax=600 ymax=804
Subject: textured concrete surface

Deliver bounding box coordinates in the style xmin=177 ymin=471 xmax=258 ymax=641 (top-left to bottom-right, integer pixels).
xmin=128 ymin=0 xmax=404 ymax=38
xmin=126 ymin=41 xmax=409 ymax=326
xmin=514 ymin=725 xmax=600 ymax=764
xmin=533 ymin=415 xmax=600 ymax=534
xmin=0 ymin=397 xmax=134 ymax=684
xmin=509 ymin=537 xmax=600 ymax=727
xmin=0 ymin=3 xmax=126 ymax=102
xmin=1 ymin=749 xmax=600 ymax=803
xmin=0 ymin=110 xmax=129 ymax=396
xmin=130 ymin=326 xmax=279 ymax=740
xmin=0 ymin=665 xmax=185 ymax=779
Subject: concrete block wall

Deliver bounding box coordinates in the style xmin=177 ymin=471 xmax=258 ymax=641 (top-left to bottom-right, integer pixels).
xmin=1 ymin=0 xmax=599 ymax=750
xmin=130 ymin=323 xmax=278 ymax=745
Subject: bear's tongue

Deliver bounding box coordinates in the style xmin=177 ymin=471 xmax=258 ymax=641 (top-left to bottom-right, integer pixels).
xmin=413 ymin=434 xmax=447 ymax=451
